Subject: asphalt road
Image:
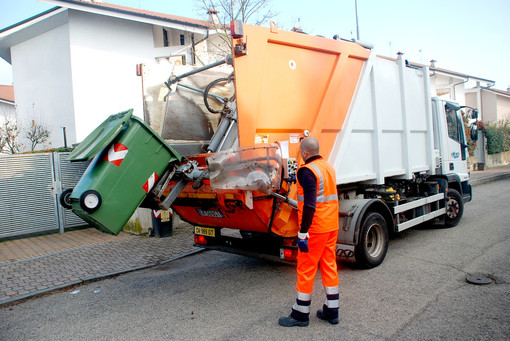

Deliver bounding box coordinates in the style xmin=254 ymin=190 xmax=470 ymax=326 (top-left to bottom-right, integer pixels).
xmin=1 ymin=179 xmax=509 ymax=340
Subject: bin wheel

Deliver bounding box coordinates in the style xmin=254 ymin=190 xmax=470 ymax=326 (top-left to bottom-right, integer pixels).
xmin=80 ymin=190 xmax=102 ymax=213
xmin=148 ymin=228 xmax=154 ymax=237
xmin=60 ymin=189 xmax=74 ymax=210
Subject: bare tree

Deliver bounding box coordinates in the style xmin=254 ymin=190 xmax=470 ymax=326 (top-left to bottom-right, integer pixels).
xmin=25 ymin=119 xmax=51 ymax=151
xmin=0 ymin=132 xmax=5 ymax=153
xmin=0 ymin=117 xmax=20 ymax=154
xmin=194 ymin=0 xmax=276 ymax=59
xmin=197 ymin=0 xmax=275 ymax=25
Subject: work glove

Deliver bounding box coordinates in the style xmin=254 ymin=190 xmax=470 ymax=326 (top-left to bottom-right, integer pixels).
xmin=297 ymin=232 xmax=310 ymax=253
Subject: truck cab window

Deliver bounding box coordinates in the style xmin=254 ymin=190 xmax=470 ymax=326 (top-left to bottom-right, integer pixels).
xmin=446 ymin=106 xmax=459 ymax=142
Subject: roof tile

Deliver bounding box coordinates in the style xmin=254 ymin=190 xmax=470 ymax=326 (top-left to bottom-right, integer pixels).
xmin=68 ymin=0 xmax=213 ymax=28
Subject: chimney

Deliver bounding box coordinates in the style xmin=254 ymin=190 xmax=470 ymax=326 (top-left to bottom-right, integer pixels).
xmin=207 ymin=9 xmax=220 ymax=25
xmin=430 ymin=59 xmax=437 ymax=68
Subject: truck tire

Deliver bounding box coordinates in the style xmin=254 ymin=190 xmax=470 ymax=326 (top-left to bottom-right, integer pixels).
xmin=355 ymin=212 xmax=388 ymax=269
xmin=444 ymin=189 xmax=463 ymax=228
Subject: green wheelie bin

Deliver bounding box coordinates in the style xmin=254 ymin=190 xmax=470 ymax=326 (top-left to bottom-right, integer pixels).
xmin=67 ymin=109 xmax=182 ymax=235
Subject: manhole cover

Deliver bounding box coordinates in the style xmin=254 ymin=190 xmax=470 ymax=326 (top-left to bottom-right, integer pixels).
xmin=466 ymin=274 xmax=492 ymax=285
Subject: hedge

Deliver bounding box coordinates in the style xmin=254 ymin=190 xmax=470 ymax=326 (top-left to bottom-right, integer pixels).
xmin=483 ymin=120 xmax=510 ymax=155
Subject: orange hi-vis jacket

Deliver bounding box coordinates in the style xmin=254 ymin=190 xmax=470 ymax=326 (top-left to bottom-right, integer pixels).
xmin=297 ymin=158 xmax=339 ymax=233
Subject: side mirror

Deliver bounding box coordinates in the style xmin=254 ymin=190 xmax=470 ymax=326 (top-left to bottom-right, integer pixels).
xmin=470 ymin=123 xmax=479 ymax=142
xmin=470 ymin=109 xmax=479 ymax=120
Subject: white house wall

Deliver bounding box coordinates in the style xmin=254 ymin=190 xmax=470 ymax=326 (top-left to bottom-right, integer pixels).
xmin=11 ymin=23 xmax=75 ymax=151
xmin=0 ymin=101 xmax=15 ymax=118
xmin=67 ymin=10 xmax=213 ymax=143
xmin=68 ymin=10 xmax=159 ymax=142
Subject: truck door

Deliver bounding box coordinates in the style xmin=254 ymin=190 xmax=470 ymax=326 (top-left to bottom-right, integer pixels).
xmin=443 ymin=103 xmax=469 ymax=180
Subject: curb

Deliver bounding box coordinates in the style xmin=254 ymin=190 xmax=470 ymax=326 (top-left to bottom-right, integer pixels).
xmin=470 ymin=172 xmax=510 ymax=186
xmin=0 ymin=248 xmax=205 ymax=307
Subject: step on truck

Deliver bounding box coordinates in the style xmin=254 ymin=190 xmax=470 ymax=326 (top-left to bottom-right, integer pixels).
xmin=63 ymin=21 xmax=478 ymax=268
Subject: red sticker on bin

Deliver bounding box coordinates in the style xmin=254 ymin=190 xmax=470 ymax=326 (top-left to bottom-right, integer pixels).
xmin=143 ymin=172 xmax=159 ymax=193
xmin=152 ymin=210 xmax=161 ymax=218
xmin=104 ymin=143 xmax=128 ymax=167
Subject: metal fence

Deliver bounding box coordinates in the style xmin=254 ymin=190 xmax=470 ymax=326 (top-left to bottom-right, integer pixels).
xmin=0 ymin=152 xmax=90 ymax=239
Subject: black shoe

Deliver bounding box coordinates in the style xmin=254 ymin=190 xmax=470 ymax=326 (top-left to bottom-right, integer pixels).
xmin=317 ymin=309 xmax=339 ymax=325
xmin=278 ymin=315 xmax=309 ymax=327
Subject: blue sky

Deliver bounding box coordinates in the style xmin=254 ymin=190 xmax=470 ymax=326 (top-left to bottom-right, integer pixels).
xmin=1 ymin=0 xmax=509 ymax=89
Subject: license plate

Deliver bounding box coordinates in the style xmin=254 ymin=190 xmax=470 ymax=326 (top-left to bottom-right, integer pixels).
xmin=195 ymin=226 xmax=216 ymax=237
xmin=196 ymin=209 xmax=224 ymax=218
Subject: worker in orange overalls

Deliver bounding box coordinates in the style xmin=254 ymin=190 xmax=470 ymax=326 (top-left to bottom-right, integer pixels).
xmin=279 ymin=137 xmax=340 ymax=327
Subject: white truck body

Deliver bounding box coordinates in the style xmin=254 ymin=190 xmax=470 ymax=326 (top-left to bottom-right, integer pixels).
xmin=332 ymin=54 xmax=468 ymax=186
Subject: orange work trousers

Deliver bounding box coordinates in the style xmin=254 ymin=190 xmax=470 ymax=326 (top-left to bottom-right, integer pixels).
xmin=296 ymin=230 xmax=339 ymax=294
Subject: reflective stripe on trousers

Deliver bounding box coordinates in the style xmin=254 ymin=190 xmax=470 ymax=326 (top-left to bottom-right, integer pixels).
xmin=293 ymin=287 xmax=339 ymax=314
xmin=292 ymin=292 xmax=311 ymax=314
xmin=324 ymin=286 xmax=339 ymax=309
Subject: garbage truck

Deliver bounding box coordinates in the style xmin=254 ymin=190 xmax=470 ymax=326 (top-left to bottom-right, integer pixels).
xmin=61 ymin=21 xmax=478 ymax=268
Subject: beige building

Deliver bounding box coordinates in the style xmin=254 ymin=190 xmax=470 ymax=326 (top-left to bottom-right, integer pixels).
xmin=424 ymin=62 xmax=510 ymax=124
xmin=466 ymin=86 xmax=510 ymax=123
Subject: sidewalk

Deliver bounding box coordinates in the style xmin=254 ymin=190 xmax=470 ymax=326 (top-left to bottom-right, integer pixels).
xmin=0 ymin=225 xmax=201 ymax=306
xmin=1 ymin=165 xmax=509 ymax=306
xmin=469 ymin=164 xmax=510 ymax=186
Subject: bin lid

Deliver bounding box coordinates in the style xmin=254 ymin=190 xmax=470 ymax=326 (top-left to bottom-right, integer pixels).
xmin=67 ymin=109 xmax=133 ymax=161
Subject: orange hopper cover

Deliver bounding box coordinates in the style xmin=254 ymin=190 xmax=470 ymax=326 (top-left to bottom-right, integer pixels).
xmin=232 ymin=22 xmax=371 ymax=160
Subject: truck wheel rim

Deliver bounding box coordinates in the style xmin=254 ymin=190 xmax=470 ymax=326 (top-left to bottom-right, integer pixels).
xmin=446 ymin=198 xmax=459 ymax=218
xmin=366 ymin=223 xmax=383 ymax=258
